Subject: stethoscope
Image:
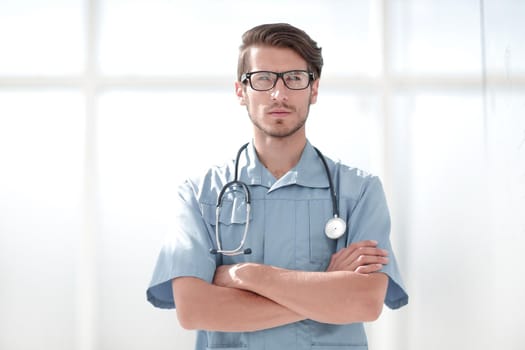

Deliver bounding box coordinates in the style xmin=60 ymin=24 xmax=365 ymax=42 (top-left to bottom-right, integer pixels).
xmin=210 ymin=143 xmax=347 ymax=256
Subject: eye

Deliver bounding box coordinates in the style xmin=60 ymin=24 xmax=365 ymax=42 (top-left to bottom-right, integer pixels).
xmin=253 ymin=72 xmax=273 ymax=81
xmin=285 ymin=71 xmax=306 ymax=82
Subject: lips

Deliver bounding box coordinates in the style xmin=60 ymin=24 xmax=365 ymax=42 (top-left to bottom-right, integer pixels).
xmin=267 ymin=104 xmax=294 ymax=116
xmin=268 ymin=108 xmax=291 ymax=115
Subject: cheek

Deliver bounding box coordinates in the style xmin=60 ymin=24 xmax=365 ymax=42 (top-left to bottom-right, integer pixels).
xmin=245 ymin=101 xmax=262 ymax=118
xmin=244 ymin=94 xmax=266 ymax=111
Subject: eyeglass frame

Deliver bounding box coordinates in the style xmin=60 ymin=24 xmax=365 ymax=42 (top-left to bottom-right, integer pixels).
xmin=240 ymin=70 xmax=315 ymax=91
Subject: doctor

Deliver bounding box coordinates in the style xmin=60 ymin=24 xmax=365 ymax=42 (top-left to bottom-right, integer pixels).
xmin=147 ymin=23 xmax=408 ymax=349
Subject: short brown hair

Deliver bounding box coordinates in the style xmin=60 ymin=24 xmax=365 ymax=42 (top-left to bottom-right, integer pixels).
xmin=237 ymin=23 xmax=323 ymax=81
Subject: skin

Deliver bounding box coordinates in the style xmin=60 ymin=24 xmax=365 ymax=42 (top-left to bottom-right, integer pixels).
xmin=235 ymin=45 xmax=317 ymax=178
xmin=172 ymin=45 xmax=389 ymax=332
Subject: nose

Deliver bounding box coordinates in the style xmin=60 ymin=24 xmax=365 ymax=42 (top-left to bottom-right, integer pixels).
xmin=270 ymin=77 xmax=288 ymax=101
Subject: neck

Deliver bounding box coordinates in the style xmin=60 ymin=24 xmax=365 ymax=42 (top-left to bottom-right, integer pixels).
xmin=253 ymin=135 xmax=307 ymax=179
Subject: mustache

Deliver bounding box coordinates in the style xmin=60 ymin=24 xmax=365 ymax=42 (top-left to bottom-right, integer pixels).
xmin=266 ymin=102 xmax=295 ymax=112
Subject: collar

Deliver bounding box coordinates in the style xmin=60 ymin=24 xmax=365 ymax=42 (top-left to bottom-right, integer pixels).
xmin=237 ymin=139 xmax=330 ymax=191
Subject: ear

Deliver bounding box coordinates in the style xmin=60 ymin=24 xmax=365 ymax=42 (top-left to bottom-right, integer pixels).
xmin=235 ymin=81 xmax=247 ymax=106
xmin=309 ymin=79 xmax=320 ymax=105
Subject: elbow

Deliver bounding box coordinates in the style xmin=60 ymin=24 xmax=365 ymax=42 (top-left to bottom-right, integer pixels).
xmin=361 ymin=297 xmax=384 ymax=322
xmin=337 ymin=274 xmax=387 ymax=323
xmin=320 ymin=294 xmax=384 ymax=324
xmin=360 ymin=272 xmax=388 ymax=322
xmin=336 ymin=295 xmax=384 ymax=324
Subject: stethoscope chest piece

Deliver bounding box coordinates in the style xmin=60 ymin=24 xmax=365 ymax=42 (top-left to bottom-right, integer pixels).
xmin=324 ymin=216 xmax=347 ymax=239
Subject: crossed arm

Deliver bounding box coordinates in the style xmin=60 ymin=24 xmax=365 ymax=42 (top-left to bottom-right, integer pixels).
xmin=172 ymin=240 xmax=389 ymax=332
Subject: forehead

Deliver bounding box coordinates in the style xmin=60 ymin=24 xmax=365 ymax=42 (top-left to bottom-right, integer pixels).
xmin=246 ymin=46 xmax=308 ymax=72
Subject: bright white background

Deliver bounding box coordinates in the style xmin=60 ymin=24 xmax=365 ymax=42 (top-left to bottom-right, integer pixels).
xmin=0 ymin=0 xmax=524 ymax=349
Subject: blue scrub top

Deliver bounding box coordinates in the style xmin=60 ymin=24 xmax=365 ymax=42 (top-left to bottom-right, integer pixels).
xmin=147 ymin=140 xmax=408 ymax=350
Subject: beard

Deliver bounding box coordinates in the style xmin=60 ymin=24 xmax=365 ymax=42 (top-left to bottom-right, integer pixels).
xmin=247 ymin=100 xmax=311 ymax=139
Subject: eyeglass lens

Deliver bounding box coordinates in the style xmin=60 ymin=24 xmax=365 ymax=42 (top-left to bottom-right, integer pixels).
xmin=249 ymin=71 xmax=310 ymax=91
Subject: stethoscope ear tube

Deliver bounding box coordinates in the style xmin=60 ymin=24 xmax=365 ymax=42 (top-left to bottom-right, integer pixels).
xmin=313 ymin=147 xmax=339 ymax=220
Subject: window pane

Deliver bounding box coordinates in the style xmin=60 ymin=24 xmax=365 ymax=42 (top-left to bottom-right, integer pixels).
xmin=309 ymin=91 xmax=383 ymax=174
xmin=483 ymin=0 xmax=525 ymax=74
xmin=485 ymin=88 xmax=525 ymax=347
xmin=479 ymin=1 xmax=525 ymax=343
xmin=96 ymin=89 xmax=247 ymax=349
xmin=389 ymin=0 xmax=482 ymax=75
xmin=392 ymin=92 xmax=494 ymax=350
xmin=0 ymin=90 xmax=84 ymax=349
xmin=98 ymin=0 xmax=379 ymax=77
xmin=0 ymin=0 xmax=85 ymax=75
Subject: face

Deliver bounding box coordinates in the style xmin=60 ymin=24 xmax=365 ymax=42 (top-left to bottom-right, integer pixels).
xmin=235 ymin=46 xmax=319 ymax=140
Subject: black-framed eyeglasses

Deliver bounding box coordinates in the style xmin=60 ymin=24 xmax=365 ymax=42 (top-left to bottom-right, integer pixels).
xmin=241 ymin=70 xmax=314 ymax=91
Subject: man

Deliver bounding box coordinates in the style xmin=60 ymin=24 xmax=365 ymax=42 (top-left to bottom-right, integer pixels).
xmin=147 ymin=23 xmax=408 ymax=349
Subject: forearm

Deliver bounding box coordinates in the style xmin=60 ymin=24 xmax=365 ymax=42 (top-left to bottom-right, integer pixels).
xmin=172 ymin=277 xmax=305 ymax=332
xmin=224 ymin=264 xmax=388 ymax=324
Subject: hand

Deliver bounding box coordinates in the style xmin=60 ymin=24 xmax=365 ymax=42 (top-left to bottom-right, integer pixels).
xmin=326 ymin=240 xmax=389 ymax=274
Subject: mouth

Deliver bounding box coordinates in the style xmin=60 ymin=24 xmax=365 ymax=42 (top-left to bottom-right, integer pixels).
xmin=269 ymin=111 xmax=290 ymax=116
xmin=267 ymin=107 xmax=293 ymax=117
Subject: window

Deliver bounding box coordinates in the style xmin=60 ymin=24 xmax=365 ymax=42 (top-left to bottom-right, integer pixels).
xmin=1 ymin=1 xmax=523 ymax=350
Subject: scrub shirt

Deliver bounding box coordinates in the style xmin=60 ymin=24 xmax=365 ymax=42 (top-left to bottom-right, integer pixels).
xmin=147 ymin=140 xmax=408 ymax=350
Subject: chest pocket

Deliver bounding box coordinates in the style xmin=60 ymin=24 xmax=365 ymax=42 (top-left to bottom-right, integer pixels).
xmin=307 ymin=199 xmax=338 ymax=270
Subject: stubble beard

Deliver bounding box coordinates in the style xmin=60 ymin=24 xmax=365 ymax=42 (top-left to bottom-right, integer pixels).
xmin=247 ymin=100 xmax=312 ymax=139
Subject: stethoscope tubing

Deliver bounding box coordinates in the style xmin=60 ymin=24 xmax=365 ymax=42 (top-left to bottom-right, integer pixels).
xmin=211 ymin=142 xmax=343 ymax=256
xmin=313 ymin=146 xmax=341 ymax=220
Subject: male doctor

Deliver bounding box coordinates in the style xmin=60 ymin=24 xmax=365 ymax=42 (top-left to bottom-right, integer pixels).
xmin=147 ymin=22 xmax=408 ymax=349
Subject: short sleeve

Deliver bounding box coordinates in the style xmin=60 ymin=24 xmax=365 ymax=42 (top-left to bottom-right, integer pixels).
xmin=146 ymin=181 xmax=217 ymax=309
xmin=346 ymin=176 xmax=409 ymax=310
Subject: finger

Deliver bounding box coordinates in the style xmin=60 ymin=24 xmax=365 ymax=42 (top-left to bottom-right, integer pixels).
xmin=345 ymin=241 xmax=386 ymax=258
xmin=328 ymin=242 xmax=388 ymax=272
xmin=339 ymin=240 xmax=377 ymax=256
xmin=346 ymin=240 xmax=379 ymax=253
xmin=333 ymin=247 xmax=388 ymax=270
xmin=328 ymin=253 xmax=388 ymax=272
xmin=350 ymin=255 xmax=389 ymax=269
xmin=358 ymin=254 xmax=389 ymax=264
xmin=353 ymin=247 xmax=389 ymax=257
xmin=347 ymin=247 xmax=388 ymax=264
xmin=332 ymin=241 xmax=380 ymax=261
xmin=355 ymin=264 xmax=384 ymax=274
